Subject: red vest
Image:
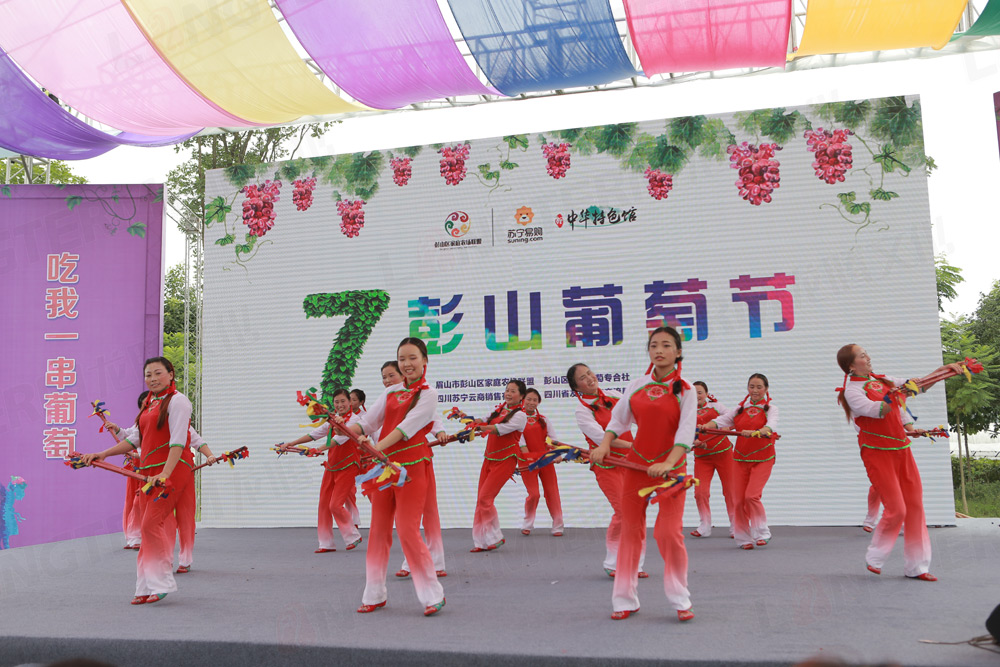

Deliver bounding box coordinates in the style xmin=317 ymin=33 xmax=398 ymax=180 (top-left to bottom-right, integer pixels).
xmin=626 ymin=381 xmax=686 ymax=472
xmin=581 ymin=395 xmax=633 ymax=470
xmin=484 ymin=406 xmax=522 ymax=461
xmin=324 ymin=418 xmax=360 ymax=472
xmin=522 ymin=413 xmax=549 ymax=454
xmin=731 ymin=403 xmax=776 ymax=462
xmin=696 ymin=404 xmax=731 ymax=458
xmin=852 ymin=376 xmax=911 ymax=450
xmin=380 ymin=389 xmax=433 ymax=466
xmin=137 ymin=395 xmax=194 ymax=476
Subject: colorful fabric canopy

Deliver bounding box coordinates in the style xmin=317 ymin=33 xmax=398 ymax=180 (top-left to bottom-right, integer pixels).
xmin=0 ymin=0 xmax=248 ymax=135
xmin=0 ymin=47 xmax=193 ymax=160
xmin=447 ymin=0 xmax=639 ymax=96
xmin=794 ymin=0 xmax=968 ymax=59
xmin=957 ymin=0 xmax=1000 ymax=37
xmin=276 ymin=0 xmax=497 ymax=110
xmin=624 ymin=0 xmax=790 ymax=74
xmin=122 ymin=0 xmax=363 ymax=124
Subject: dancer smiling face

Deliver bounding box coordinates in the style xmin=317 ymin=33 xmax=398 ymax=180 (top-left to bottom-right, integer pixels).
xmin=848 ymin=346 xmax=873 ymax=377
xmin=747 ymin=375 xmax=768 ymax=403
xmin=503 ymin=380 xmax=525 ymax=408
xmin=398 ymin=342 xmax=427 ymax=384
xmin=381 ymin=362 xmax=403 ymax=387
xmin=695 ymin=383 xmax=709 ymax=408
xmin=333 ymin=391 xmax=351 ymax=417
xmin=523 ymin=389 xmax=540 ymax=414
xmin=647 ymin=328 xmax=680 ymax=380
xmin=571 ymin=364 xmax=600 ymax=396
xmin=143 ymin=360 xmax=173 ymax=393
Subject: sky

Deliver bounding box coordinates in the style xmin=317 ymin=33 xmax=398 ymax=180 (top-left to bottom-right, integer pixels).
xmin=71 ymin=48 xmax=1000 ymax=319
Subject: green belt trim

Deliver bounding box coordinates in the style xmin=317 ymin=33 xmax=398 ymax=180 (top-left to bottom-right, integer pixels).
xmin=630 ymin=449 xmax=666 ymax=464
xmin=859 ymin=430 xmax=908 ymax=444
xmin=325 ymin=460 xmax=360 ymax=473
xmin=396 ymin=456 xmax=432 ymax=467
xmin=860 ymin=443 xmax=912 ymax=451
xmin=695 ymin=445 xmax=732 ymax=458
xmin=394 ymin=426 xmax=409 ymax=440
xmin=485 ymin=453 xmax=517 ymax=462
xmin=137 ymin=459 xmax=193 ymax=471
xmin=142 ymin=443 xmax=169 ymax=460
xmin=387 ymin=441 xmax=428 ymax=456
xmin=734 ymin=455 xmax=775 ymax=463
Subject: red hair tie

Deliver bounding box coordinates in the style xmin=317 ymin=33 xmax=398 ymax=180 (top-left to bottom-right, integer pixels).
xmin=834 ymin=373 xmax=848 ymax=393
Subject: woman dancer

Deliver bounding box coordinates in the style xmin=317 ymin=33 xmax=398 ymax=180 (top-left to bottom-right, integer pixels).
xmin=835 ymin=344 xmax=957 ymax=580
xmin=338 ymin=338 xmax=446 ymax=615
xmin=471 ymin=380 xmax=528 ymax=553
xmin=568 ymin=364 xmax=646 ymax=578
xmin=592 ymin=326 xmax=696 ymax=622
xmin=690 ymin=381 xmax=734 ymax=539
xmin=80 ymin=357 xmax=194 ymax=605
xmin=350 ymin=389 xmax=367 ymax=415
xmin=280 ymin=387 xmax=362 ymax=553
xmin=703 ymin=374 xmax=778 ymax=550
xmin=519 ymin=388 xmax=564 ymax=537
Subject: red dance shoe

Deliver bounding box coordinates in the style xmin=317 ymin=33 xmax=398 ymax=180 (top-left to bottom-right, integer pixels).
xmin=436 ymin=570 xmax=447 ymax=578
xmin=470 ymin=547 xmax=486 ymax=553
xmin=677 ymin=608 xmax=695 ymax=622
xmin=131 ymin=544 xmax=141 ymax=550
xmin=424 ymin=598 xmax=446 ymax=616
xmin=521 ymin=529 xmax=531 ymax=536
xmin=357 ymin=600 xmax=386 ymax=613
xmin=395 ymin=569 xmax=410 ymax=578
xmin=175 ymin=565 xmax=190 ymax=574
xmin=739 ymin=543 xmax=755 ymax=550
xmin=346 ymin=537 xmax=362 ymax=551
xmin=123 ymin=545 xmax=134 ymax=550
xmin=130 ymin=596 xmax=147 ymax=605
xmin=637 ymin=571 xmax=649 ymax=579
xmin=907 ymin=573 xmax=937 ymax=582
xmin=314 ymin=547 xmax=336 ymax=553
xmin=145 ymin=593 xmax=167 ymax=604
xmin=604 ymin=568 xmax=616 ymax=578
xmin=862 ymin=525 xmax=874 ymax=533
xmin=689 ymin=530 xmax=703 ymax=538
xmin=755 ymin=539 xmax=769 ymax=546
xmin=866 ymin=564 xmax=881 ymax=575
xmin=552 ymin=531 xmax=563 ymax=537
xmin=611 ymin=608 xmax=638 ymax=620
xmin=487 ymin=538 xmax=505 ymax=551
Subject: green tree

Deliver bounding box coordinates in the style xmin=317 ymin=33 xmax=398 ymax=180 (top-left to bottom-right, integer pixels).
xmin=934 ymin=254 xmax=964 ymax=312
xmin=970 ymin=279 xmax=1000 ymax=353
xmin=163 ymin=263 xmax=197 ymax=336
xmin=0 ymin=156 xmax=87 ymax=184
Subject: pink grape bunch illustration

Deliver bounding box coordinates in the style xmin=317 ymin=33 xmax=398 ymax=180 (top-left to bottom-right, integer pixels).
xmin=803 ymin=127 xmax=853 ymax=185
xmin=727 ymin=142 xmax=782 ymax=206
xmin=292 ymin=177 xmax=316 ymax=211
xmin=241 ymin=179 xmax=282 ymax=237
xmin=438 ymin=144 xmax=470 ymax=185
xmin=542 ymin=142 xmax=571 ymax=179
xmin=391 ymin=157 xmax=412 ymax=186
xmin=336 ymin=199 xmax=366 ymax=238
xmin=644 ymin=168 xmax=674 ymax=200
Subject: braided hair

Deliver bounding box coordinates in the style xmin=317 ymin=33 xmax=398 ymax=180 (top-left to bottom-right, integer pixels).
xmin=487 ymin=379 xmax=527 ymax=424
xmin=524 ymin=388 xmax=546 ymax=429
xmin=566 ymin=363 xmax=614 ymax=413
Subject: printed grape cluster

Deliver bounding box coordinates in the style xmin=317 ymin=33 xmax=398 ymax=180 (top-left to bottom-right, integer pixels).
xmin=240 ymin=180 xmax=281 ymax=237
xmin=644 ymin=168 xmax=674 ymax=200
xmin=438 ymin=144 xmax=470 ymax=185
xmin=336 ymin=199 xmax=366 ymax=238
xmin=727 ymin=142 xmax=782 ymax=206
xmin=804 ymin=128 xmax=853 ymax=184
xmin=390 ymin=157 xmax=412 ymax=186
xmin=292 ymin=177 xmax=316 ymax=211
xmin=542 ymin=142 xmax=571 ymax=179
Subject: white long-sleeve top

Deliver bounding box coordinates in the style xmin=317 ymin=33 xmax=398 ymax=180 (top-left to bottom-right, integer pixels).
xmin=605 ymin=374 xmax=697 ymax=451
xmin=357 ymin=383 xmax=439 ymax=440
xmin=843 ymin=374 xmax=914 ymax=434
xmin=119 ymin=393 xmax=193 ymax=450
xmin=574 ymin=389 xmax=626 ymax=445
xmin=714 ymin=400 xmax=780 ymax=432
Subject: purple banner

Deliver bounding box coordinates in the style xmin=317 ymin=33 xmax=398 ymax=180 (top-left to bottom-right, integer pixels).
xmin=0 ymin=184 xmax=163 ymax=549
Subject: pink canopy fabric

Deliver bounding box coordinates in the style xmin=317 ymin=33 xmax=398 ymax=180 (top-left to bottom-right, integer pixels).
xmin=276 ymin=0 xmax=497 ymax=110
xmin=623 ymin=0 xmax=791 ymax=74
xmin=0 ymin=0 xmax=252 ymax=135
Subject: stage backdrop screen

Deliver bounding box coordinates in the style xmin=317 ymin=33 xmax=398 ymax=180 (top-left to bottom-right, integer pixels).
xmin=0 ymin=184 xmax=163 ymax=549
xmin=202 ymin=96 xmax=953 ymax=529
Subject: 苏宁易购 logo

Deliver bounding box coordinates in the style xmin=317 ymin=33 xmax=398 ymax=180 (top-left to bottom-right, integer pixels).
xmin=515 ymin=206 xmax=534 ymax=226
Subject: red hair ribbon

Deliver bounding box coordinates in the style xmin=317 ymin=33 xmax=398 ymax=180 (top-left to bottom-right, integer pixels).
xmin=834 ymin=373 xmax=848 ymax=393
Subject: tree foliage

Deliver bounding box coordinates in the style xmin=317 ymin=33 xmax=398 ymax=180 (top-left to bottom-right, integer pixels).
xmin=940 ymin=317 xmax=1000 ymax=436
xmin=0 ymin=157 xmax=87 ymax=185
xmin=934 ymin=254 xmax=964 ymax=312
xmin=970 ymin=279 xmax=1000 ymax=354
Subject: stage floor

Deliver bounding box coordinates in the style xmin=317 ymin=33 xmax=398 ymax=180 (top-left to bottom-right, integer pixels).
xmin=1 ymin=520 xmax=998 ymax=667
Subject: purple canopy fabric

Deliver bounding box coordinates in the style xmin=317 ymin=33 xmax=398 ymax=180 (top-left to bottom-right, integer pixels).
xmin=275 ymin=0 xmax=498 ymax=109
xmin=0 ymin=0 xmax=251 ymax=135
xmin=0 ymin=47 xmax=194 ymax=160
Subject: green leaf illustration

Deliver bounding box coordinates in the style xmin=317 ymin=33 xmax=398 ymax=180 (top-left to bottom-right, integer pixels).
xmin=224 ymin=164 xmax=255 ymax=188
xmin=873 ymin=145 xmax=911 ymax=174
xmin=870 ymin=188 xmax=899 ymax=201
xmin=622 ymin=133 xmax=656 ymax=172
xmin=215 ymin=234 xmax=235 ymax=246
xmin=593 ymin=124 xmax=636 ymax=158
xmin=503 ymin=135 xmax=529 ymax=150
xmin=1 ymin=185 xmax=10 ymax=197
xmin=648 ymin=136 xmax=688 ymax=173
xmin=499 ymin=160 xmax=518 ymax=170
xmin=205 ymin=196 xmax=231 ymax=226
xmin=400 ymin=145 xmax=422 ymax=158
xmin=698 ymin=118 xmax=736 ymax=160
xmin=837 ymin=192 xmax=871 ymax=216
xmin=126 ymin=222 xmax=146 ymax=237
xmin=66 ymin=195 xmax=83 ymax=211
xmin=759 ymin=109 xmax=802 ymax=144
xmin=669 ymin=116 xmax=708 ymax=150
xmin=153 ymin=187 xmax=164 ymax=202
xmin=870 ymin=97 xmax=922 ymax=148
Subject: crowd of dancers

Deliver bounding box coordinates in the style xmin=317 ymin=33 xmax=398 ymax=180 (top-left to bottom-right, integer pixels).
xmin=78 ymin=327 xmax=961 ymax=619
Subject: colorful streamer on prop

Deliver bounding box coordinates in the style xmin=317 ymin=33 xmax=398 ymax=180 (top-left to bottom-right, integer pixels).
xmin=190 ymin=447 xmax=249 ymax=472
xmin=884 ymin=357 xmax=983 ymax=408
xmin=63 ymin=455 xmax=172 ymax=501
xmin=637 ymin=474 xmax=699 ymax=504
xmin=271 ymin=442 xmax=312 ymax=457
xmin=696 ymin=427 xmax=780 ymax=441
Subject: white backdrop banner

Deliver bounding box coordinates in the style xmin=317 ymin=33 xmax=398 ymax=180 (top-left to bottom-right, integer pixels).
xmin=202 ymin=95 xmax=953 ymax=529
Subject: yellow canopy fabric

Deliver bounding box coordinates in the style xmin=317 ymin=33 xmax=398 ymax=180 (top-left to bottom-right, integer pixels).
xmin=792 ymin=0 xmax=968 ymax=59
xmin=122 ymin=0 xmax=362 ymax=123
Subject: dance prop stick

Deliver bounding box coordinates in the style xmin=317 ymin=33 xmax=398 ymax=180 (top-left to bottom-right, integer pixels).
xmin=89 ymin=399 xmax=139 ymax=470
xmin=63 ymin=455 xmax=172 ymax=500
xmin=443 ymin=407 xmax=488 ymax=435
xmin=532 ymin=438 xmax=698 ymax=502
xmin=295 ymin=389 xmax=407 ymax=495
xmin=886 ymin=357 xmax=983 ymax=405
xmin=912 ymin=427 xmax=950 ymax=442
xmin=190 ymin=447 xmax=249 ymax=472
xmin=696 ymin=426 xmax=780 ymax=441
xmin=272 ymin=442 xmax=311 ymax=456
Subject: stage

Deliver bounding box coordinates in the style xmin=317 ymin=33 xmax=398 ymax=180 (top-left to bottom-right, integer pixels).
xmin=1 ymin=520 xmax=997 ymax=667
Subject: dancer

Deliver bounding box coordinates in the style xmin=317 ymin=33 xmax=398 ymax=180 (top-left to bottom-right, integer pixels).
xmin=280 ymin=387 xmax=362 ymax=553
xmin=471 ymin=379 xmax=528 ymax=552
xmin=568 ymin=363 xmax=646 ymax=578
xmin=690 ymin=381 xmax=735 ymax=539
xmin=392 ymin=360 xmax=447 ymax=578
xmin=80 ymin=357 xmax=194 ymax=605
xmin=835 ymin=344 xmax=958 ymax=580
xmin=703 ymin=374 xmax=778 ymax=550
xmin=591 ymin=326 xmax=696 ymax=622
xmin=519 ymin=388 xmax=564 ymax=537
xmin=339 ymin=338 xmax=446 ymax=616
xmin=350 ymin=389 xmax=366 ymax=415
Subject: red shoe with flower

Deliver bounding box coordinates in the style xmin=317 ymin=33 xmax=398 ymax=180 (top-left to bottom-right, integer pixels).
xmin=611 ymin=608 xmax=638 ymax=620
xmin=357 ymin=600 xmax=386 ymax=613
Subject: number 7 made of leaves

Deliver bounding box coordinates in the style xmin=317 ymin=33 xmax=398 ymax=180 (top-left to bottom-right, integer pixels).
xmin=302 ymin=290 xmax=391 ymax=403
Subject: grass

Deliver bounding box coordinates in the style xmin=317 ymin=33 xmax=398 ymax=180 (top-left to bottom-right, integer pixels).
xmin=954 ymin=480 xmax=1000 ymax=517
